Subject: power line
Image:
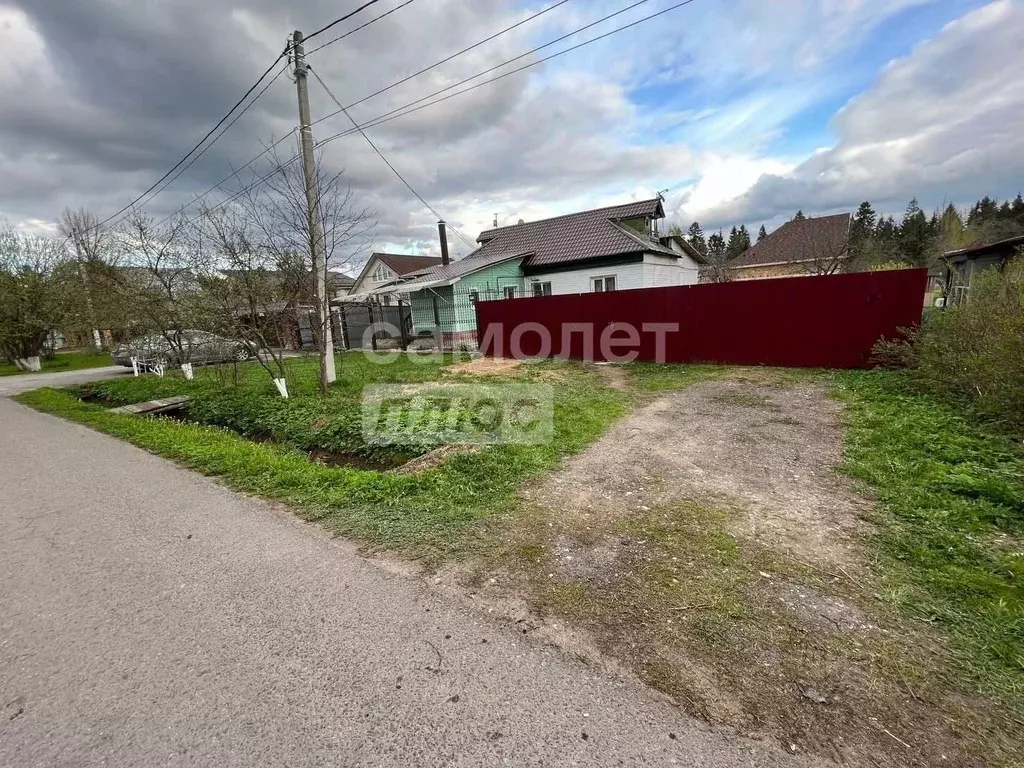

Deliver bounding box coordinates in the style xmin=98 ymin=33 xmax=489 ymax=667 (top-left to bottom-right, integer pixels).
xmin=113 ymin=3 xmax=415 ymax=229
xmin=154 ymin=129 xmax=298 ymax=226
xmin=139 ymin=62 xmax=291 ymax=219
xmin=315 ymin=0 xmax=657 ymax=143
xmin=164 ymin=0 xmax=701 ymax=232
xmin=304 ymin=0 xmax=386 ymax=43
xmin=308 ymin=66 xmax=476 ymax=250
xmin=320 ymin=0 xmax=698 ymax=145
xmin=89 ymin=47 xmax=290 ymax=232
xmin=306 ymin=0 xmax=420 ymax=56
xmin=163 ymin=0 xmax=566 ymax=225
xmin=313 ymin=0 xmax=571 ymax=113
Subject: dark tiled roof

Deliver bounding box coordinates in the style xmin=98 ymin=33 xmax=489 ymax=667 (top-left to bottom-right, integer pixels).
xmin=943 ymin=234 xmax=1024 ymax=263
xmin=397 ymin=251 xmax=530 ymax=291
xmin=732 ymin=214 xmax=851 ymax=268
xmin=374 ymin=252 xmax=444 ymax=275
xmin=472 ymin=198 xmax=676 ymax=267
xmin=327 ymin=272 xmax=355 ymax=287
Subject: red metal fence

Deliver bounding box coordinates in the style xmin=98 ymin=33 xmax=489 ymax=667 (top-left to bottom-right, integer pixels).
xmin=475 ymin=268 xmax=927 ymax=369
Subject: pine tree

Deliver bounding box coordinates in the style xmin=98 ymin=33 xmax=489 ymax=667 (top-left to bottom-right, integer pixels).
xmin=1012 ymin=193 xmax=1024 ymax=219
xmin=757 ymin=224 xmax=767 ymax=242
xmin=899 ymin=198 xmax=930 ymax=267
xmin=737 ymin=225 xmax=751 ymax=253
xmin=849 ymin=202 xmax=877 ymax=247
xmin=686 ymin=222 xmax=707 ymax=255
xmin=968 ymin=195 xmax=999 ymax=226
xmin=793 ymin=210 xmax=806 ymax=221
xmin=707 ymin=231 xmax=726 ymax=258
xmin=726 ymin=226 xmax=742 ymax=259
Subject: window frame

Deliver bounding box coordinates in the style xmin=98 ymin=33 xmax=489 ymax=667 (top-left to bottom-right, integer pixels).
xmin=591 ymin=275 xmax=617 ymax=293
xmin=532 ymin=281 xmax=552 ymax=297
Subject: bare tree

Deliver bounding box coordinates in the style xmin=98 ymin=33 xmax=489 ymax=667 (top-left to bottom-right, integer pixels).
xmin=0 ymin=227 xmax=67 ymax=369
xmin=194 ymin=203 xmax=294 ymax=393
xmin=231 ymin=147 xmax=376 ymax=393
xmin=59 ymin=208 xmax=119 ymax=349
xmin=804 ymin=236 xmax=851 ymax=276
xmin=116 ymin=212 xmax=204 ymax=371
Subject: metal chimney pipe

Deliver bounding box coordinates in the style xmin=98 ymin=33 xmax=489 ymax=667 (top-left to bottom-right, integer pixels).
xmin=438 ymin=221 xmax=450 ymax=266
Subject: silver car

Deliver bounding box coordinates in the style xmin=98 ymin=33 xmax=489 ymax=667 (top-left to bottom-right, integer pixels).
xmin=112 ymin=331 xmax=253 ymax=368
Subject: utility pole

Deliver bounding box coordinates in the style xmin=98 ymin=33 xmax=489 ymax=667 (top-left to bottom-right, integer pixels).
xmin=291 ymin=30 xmax=336 ymax=390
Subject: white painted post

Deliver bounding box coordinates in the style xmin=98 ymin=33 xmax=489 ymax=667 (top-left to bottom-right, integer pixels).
xmin=273 ymin=378 xmax=289 ymax=398
xmin=181 ymin=362 xmax=194 ymax=380
xmin=131 ymin=357 xmax=140 ymax=377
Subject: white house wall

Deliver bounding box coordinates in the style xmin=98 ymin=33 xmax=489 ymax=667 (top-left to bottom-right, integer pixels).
xmin=642 ymin=253 xmax=699 ymax=287
xmin=528 ymin=253 xmax=698 ymax=296
xmin=531 ymin=262 xmax=648 ymax=296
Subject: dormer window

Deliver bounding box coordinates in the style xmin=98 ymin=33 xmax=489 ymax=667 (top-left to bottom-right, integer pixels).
xmin=372 ymin=265 xmax=395 ymax=283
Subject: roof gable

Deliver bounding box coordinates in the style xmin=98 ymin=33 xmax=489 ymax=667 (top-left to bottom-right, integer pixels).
xmin=471 ymin=198 xmax=676 ymax=269
xmin=350 ymin=252 xmax=443 ymax=293
xmin=731 ymin=214 xmax=851 ymax=269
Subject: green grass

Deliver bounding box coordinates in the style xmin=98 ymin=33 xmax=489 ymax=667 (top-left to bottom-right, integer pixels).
xmin=0 ymin=349 xmax=112 ymax=376
xmin=834 ymin=369 xmax=1024 ymax=708
xmin=18 ymin=354 xmax=628 ymax=562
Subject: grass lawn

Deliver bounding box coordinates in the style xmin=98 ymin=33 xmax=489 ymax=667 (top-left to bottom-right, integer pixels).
xmin=834 ymin=370 xmax=1024 ymax=708
xmin=18 ymin=353 xmax=629 ymax=561
xmin=0 ymin=349 xmax=112 ymax=376
xmin=15 ymin=355 xmax=1023 ymax=762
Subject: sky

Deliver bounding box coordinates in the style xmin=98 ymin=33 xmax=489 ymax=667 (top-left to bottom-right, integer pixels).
xmin=1 ymin=0 xmax=1022 ymax=270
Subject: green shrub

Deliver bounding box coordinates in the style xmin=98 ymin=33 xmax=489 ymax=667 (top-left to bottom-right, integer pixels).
xmin=876 ymin=257 xmax=1024 ymax=433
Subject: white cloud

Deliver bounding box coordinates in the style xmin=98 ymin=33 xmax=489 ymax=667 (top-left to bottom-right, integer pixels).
xmin=698 ymin=0 xmax=1024 ymax=224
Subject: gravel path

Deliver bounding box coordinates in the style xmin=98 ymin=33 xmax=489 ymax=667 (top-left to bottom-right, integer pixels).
xmin=0 ymin=397 xmax=822 ymax=768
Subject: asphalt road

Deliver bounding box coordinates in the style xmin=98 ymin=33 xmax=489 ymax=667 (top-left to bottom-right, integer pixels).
xmin=0 ymin=365 xmax=131 ymax=397
xmin=0 ymin=391 xmax=821 ymax=767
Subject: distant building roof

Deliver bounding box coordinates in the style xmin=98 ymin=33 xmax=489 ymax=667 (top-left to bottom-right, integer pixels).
xmin=374 ymin=253 xmax=444 ymax=275
xmin=474 ymin=198 xmax=677 ymax=268
xmin=943 ymin=234 xmax=1024 ymax=263
xmin=731 ymin=213 xmax=851 ymax=269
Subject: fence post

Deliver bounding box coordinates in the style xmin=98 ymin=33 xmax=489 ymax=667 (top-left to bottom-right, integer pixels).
xmin=397 ymin=298 xmax=409 ymax=350
xmin=339 ymin=306 xmax=350 ymax=350
xmin=369 ymin=303 xmax=378 ymax=351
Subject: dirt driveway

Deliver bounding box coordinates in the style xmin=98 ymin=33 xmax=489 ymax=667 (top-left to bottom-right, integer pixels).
xmin=462 ymin=374 xmax=1000 ymax=768
xmin=528 ymin=379 xmax=870 ymax=569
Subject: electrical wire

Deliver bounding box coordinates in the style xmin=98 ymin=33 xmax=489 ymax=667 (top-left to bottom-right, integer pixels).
xmin=308 ymin=65 xmax=477 ymax=250
xmin=319 ymin=0 xmax=697 ymax=145
xmin=140 ymin=62 xmax=291 ymax=219
xmin=154 ymin=128 xmax=298 ymax=226
xmin=311 ymin=0 xmax=571 ymax=113
xmin=303 ymin=0 xmax=386 ymax=43
xmin=89 ymin=47 xmax=290 ymax=232
xmin=159 ymin=0 xmax=700 ymax=230
xmin=306 ymin=0 xmax=420 ymax=55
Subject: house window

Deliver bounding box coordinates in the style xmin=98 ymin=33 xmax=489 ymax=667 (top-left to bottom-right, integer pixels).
xmin=469 ymin=290 xmax=480 ymax=305
xmin=532 ymin=281 xmax=552 ymax=297
xmin=372 ymin=265 xmax=394 ymax=283
xmin=591 ymin=276 xmax=616 ymax=293
xmin=503 ymin=286 xmax=517 ymax=300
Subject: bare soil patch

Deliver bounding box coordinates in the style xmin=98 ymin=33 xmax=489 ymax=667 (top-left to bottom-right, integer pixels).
xmin=445 ymin=357 xmax=521 ymax=376
xmin=473 ymin=376 xmax=1003 ymax=767
xmin=527 ymin=379 xmax=869 ymax=569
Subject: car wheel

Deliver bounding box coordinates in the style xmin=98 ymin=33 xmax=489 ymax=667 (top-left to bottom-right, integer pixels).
xmin=235 ymin=346 xmax=252 ymax=362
